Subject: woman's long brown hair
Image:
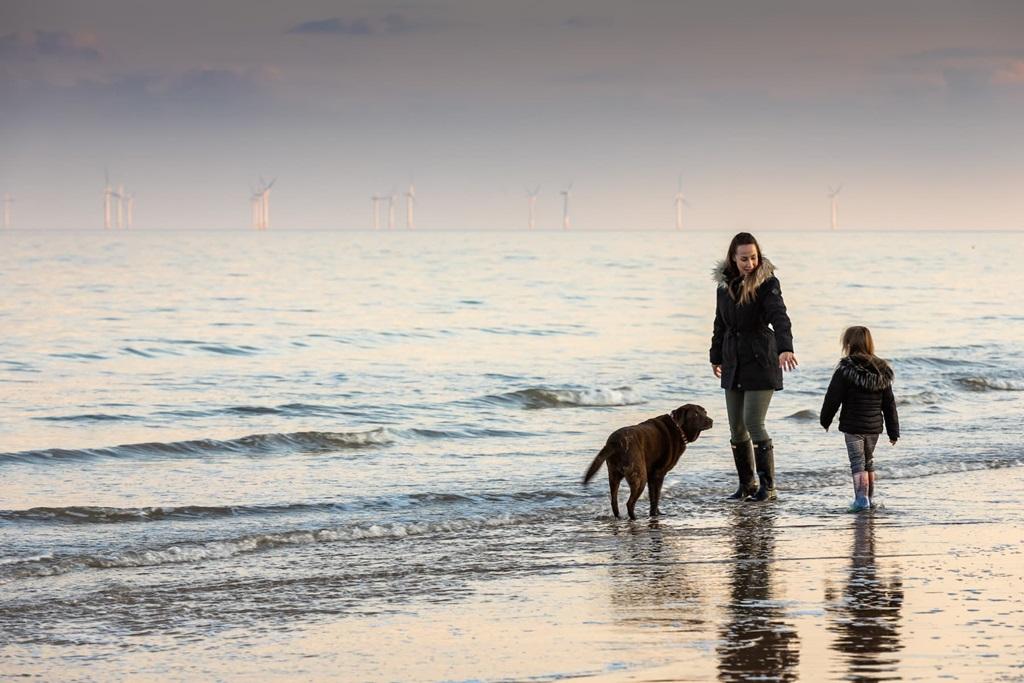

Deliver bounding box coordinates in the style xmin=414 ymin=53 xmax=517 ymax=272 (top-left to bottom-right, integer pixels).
xmin=724 ymin=232 xmax=764 ymax=305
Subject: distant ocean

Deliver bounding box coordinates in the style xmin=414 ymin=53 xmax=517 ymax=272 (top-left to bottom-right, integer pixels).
xmin=2 ymin=229 xmax=1022 ymax=680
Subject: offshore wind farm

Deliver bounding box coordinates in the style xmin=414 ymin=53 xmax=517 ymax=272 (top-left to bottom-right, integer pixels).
xmin=7 ymin=174 xmax=835 ymax=231
xmin=0 ymin=173 xmax=857 ymax=232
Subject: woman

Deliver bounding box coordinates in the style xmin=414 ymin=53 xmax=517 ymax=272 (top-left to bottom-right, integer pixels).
xmin=710 ymin=232 xmax=797 ymax=501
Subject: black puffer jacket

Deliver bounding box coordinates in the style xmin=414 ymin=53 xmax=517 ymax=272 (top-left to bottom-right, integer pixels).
xmin=820 ymin=355 xmax=900 ymax=440
xmin=709 ymin=258 xmax=795 ymax=391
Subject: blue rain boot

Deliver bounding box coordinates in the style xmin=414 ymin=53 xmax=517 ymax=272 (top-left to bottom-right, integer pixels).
xmin=849 ymin=473 xmax=871 ymax=512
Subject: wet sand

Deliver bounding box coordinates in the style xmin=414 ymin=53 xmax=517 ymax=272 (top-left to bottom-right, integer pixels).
xmin=309 ymin=467 xmax=1024 ymax=683
xmin=5 ymin=466 xmax=1022 ymax=682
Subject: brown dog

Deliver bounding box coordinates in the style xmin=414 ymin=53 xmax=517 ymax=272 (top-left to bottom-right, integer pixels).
xmin=583 ymin=404 xmax=713 ymax=519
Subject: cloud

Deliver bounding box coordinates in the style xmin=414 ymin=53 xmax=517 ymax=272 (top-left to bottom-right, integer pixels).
xmin=0 ymin=29 xmax=102 ymax=62
xmin=891 ymin=46 xmax=1024 ymax=94
xmin=167 ymin=66 xmax=280 ymax=100
xmin=288 ymin=13 xmax=420 ymax=36
xmin=902 ymin=47 xmax=1024 ymax=64
xmin=992 ymin=61 xmax=1024 ymax=85
xmin=0 ymin=64 xmax=282 ymax=121
xmin=288 ymin=18 xmax=373 ymax=36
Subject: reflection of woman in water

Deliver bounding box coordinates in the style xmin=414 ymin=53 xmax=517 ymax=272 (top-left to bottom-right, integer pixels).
xmin=717 ymin=507 xmax=800 ymax=682
xmin=825 ymin=514 xmax=904 ymax=679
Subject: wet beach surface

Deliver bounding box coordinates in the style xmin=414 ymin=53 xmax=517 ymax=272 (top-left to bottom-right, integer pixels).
xmin=5 ymin=467 xmax=1020 ymax=682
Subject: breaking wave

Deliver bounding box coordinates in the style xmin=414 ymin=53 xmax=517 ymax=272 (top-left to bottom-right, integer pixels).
xmin=482 ymin=386 xmax=645 ymax=409
xmin=955 ymin=377 xmax=1024 ymax=392
xmin=897 ymin=391 xmax=944 ymax=405
xmin=0 ymin=429 xmax=393 ymax=465
xmin=0 ymin=503 xmax=320 ymax=525
xmin=34 ymin=413 xmax=142 ymax=422
xmin=407 ymin=427 xmax=538 ymax=439
xmin=0 ymin=489 xmax=584 ymax=526
xmin=0 ymin=515 xmax=524 ymax=582
xmin=152 ymin=402 xmax=363 ymax=419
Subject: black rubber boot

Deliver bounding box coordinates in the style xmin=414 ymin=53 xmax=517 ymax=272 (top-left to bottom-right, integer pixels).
xmin=750 ymin=439 xmax=777 ymax=502
xmin=727 ymin=440 xmax=759 ymax=500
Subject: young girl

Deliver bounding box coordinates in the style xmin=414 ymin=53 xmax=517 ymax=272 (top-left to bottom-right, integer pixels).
xmin=820 ymin=326 xmax=900 ymax=511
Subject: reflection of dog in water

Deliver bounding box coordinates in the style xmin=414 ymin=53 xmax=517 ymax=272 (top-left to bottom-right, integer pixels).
xmin=583 ymin=404 xmax=713 ymax=519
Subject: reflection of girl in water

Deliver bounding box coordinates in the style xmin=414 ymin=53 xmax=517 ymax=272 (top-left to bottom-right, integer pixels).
xmin=825 ymin=515 xmax=904 ymax=678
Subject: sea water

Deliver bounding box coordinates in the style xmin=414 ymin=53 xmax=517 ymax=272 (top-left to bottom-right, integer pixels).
xmin=1 ymin=229 xmax=1021 ymax=679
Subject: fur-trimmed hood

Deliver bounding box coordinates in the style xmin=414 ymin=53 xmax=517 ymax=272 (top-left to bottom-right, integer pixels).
xmin=837 ymin=355 xmax=894 ymax=391
xmin=713 ymin=257 xmax=776 ymax=290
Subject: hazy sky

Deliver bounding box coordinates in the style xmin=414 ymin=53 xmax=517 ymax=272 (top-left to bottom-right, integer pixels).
xmin=1 ymin=1 xmax=1022 ymax=230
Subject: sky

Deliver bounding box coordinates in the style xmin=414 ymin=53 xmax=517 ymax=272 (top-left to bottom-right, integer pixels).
xmin=1 ymin=0 xmax=1022 ymax=231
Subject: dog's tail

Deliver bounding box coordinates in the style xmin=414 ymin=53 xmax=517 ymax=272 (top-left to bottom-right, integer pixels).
xmin=583 ymin=442 xmax=615 ymax=485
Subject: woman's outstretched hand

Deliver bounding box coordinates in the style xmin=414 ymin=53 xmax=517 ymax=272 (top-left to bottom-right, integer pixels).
xmin=779 ymin=352 xmax=798 ymax=372
xmin=712 ymin=364 xmax=722 ymax=378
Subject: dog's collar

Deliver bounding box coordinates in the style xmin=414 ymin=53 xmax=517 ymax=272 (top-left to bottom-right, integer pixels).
xmin=666 ymin=414 xmax=690 ymax=443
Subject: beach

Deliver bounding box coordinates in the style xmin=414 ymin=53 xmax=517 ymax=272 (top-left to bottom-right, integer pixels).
xmin=1 ymin=230 xmax=1022 ymax=681
xmin=5 ymin=467 xmax=1020 ymax=682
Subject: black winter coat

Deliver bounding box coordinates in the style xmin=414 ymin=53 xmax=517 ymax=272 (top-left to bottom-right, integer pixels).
xmin=709 ymin=258 xmax=795 ymax=391
xmin=820 ymin=355 xmax=900 ymax=440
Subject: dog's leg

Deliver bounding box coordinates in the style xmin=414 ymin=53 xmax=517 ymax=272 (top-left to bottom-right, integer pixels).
xmin=609 ymin=472 xmax=622 ymax=518
xmin=626 ymin=473 xmax=647 ymax=521
xmin=649 ymin=473 xmax=664 ymax=517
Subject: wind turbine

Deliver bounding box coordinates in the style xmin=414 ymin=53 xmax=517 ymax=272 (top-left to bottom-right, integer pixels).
xmin=371 ymin=195 xmax=384 ymax=230
xmin=387 ymin=190 xmax=397 ymax=230
xmin=116 ymin=183 xmax=125 ymax=229
xmin=405 ymin=183 xmax=416 ymax=229
xmin=828 ymin=184 xmax=842 ymax=231
xmin=2 ymin=193 xmax=13 ymax=229
xmin=527 ymin=186 xmax=540 ymax=230
xmin=674 ymin=177 xmax=690 ymax=230
xmin=249 ymin=182 xmax=265 ymax=229
xmin=250 ymin=189 xmax=261 ymax=229
xmin=124 ymin=190 xmax=134 ymax=228
xmin=249 ymin=177 xmax=274 ymax=230
xmin=260 ymin=178 xmax=275 ymax=230
xmin=103 ymin=172 xmax=114 ymax=229
xmin=560 ymin=182 xmax=572 ymax=230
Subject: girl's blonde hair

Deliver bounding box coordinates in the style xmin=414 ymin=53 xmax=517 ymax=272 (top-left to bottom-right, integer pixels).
xmin=841 ymin=326 xmax=875 ymax=357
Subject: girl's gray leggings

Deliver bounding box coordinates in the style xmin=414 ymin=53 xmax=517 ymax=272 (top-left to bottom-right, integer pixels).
xmin=724 ymin=389 xmax=774 ymax=444
xmin=844 ymin=433 xmax=879 ymax=474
